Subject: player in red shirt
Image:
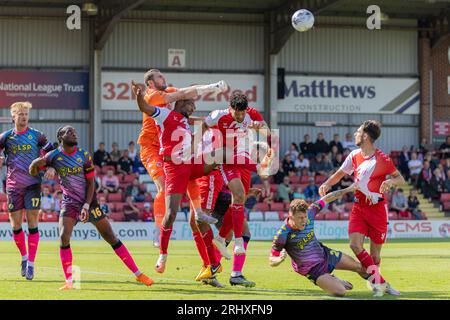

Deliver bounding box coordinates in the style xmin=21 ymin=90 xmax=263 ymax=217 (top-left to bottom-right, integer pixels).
xmin=201 ymin=93 xmax=271 ymax=257
xmin=319 ymin=120 xmax=405 ymax=297
xmin=132 ymin=82 xmax=219 ymax=274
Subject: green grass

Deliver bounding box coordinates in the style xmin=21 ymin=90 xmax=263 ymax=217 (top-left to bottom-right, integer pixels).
xmin=0 ymin=239 xmax=449 ymax=300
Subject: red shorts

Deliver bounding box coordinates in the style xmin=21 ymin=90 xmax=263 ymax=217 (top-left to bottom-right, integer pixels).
xmin=197 ymin=170 xmax=224 ymax=211
xmin=164 ymin=160 xmax=205 ymax=195
xmin=218 ymin=164 xmax=252 ymax=194
xmin=348 ymin=201 xmax=389 ymax=244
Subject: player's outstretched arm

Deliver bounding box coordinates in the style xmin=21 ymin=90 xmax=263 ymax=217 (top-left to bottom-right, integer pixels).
xmin=380 ymin=170 xmax=405 ymax=194
xmin=131 ymin=81 xmax=156 ymax=116
xmin=163 ymin=81 xmax=228 ymax=103
xmin=269 ymin=249 xmax=287 ymax=267
xmin=319 ymin=169 xmax=346 ymax=197
xmin=320 ymin=183 xmax=358 ymax=204
xmin=29 ymin=157 xmax=46 ymax=176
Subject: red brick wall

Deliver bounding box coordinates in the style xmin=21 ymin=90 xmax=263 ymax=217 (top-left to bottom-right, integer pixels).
xmin=431 ymin=36 xmax=450 ymax=122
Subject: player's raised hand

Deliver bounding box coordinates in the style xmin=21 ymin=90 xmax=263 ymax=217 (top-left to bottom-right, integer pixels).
xmin=131 ymin=80 xmax=142 ymax=98
xmin=379 ymin=179 xmax=393 ymax=194
xmin=318 ymin=183 xmax=330 ymax=197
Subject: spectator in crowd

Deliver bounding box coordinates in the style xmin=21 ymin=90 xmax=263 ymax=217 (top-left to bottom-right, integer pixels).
xmin=418 ymin=160 xmax=433 ymax=199
xmin=53 ymin=190 xmax=62 ymax=213
xmin=102 ymin=169 xmax=120 ymax=194
xmin=329 ymin=198 xmax=346 ymax=214
xmin=407 ymin=189 xmax=423 ymax=220
xmin=342 ymin=132 xmax=357 ymax=151
xmin=437 ymin=164 xmax=447 ymax=180
xmin=444 ymin=158 xmax=450 ymax=174
xmin=40 ymin=187 xmax=54 ymax=215
xmin=93 ymin=142 xmax=111 ymax=167
xmin=398 ymin=145 xmax=410 ymax=180
xmin=329 ymin=134 xmax=344 ymax=154
xmin=251 ymin=171 xmax=263 ymax=185
xmin=123 ymin=195 xmax=140 ymax=221
xmin=338 ymin=174 xmax=354 ymax=192
xmin=0 ymin=157 xmax=4 ymax=193
xmin=314 ymin=132 xmax=329 ymax=155
xmin=300 ymin=167 xmax=312 ymax=178
xmin=180 ymin=194 xmax=190 ymax=220
xmin=99 ymin=196 xmax=110 ymax=216
xmin=293 ymin=186 xmax=306 ymax=200
xmin=423 ymin=152 xmax=438 ymax=171
xmin=310 ymin=154 xmax=326 ymax=175
xmin=408 ymin=152 xmax=423 ymax=186
xmin=322 ymin=154 xmax=334 ymax=175
xmin=330 ymin=145 xmax=339 ymax=162
xmin=132 ymin=156 xmax=147 ymax=175
xmin=304 ymin=177 xmax=319 ymax=202
xmin=125 ymin=178 xmax=146 ymax=202
xmin=282 ymin=155 xmax=296 ymax=175
xmin=294 ymin=153 xmax=309 ymax=171
xmin=299 ymin=134 xmax=315 ymax=159
xmin=277 ymin=176 xmax=292 ymax=204
xmin=285 ymin=143 xmax=299 ymax=162
xmin=418 ymin=138 xmax=433 ymax=155
xmin=446 ymin=169 xmax=450 ymax=192
xmin=141 ymin=202 xmax=154 ymax=222
xmin=429 ymin=168 xmax=446 ymax=200
xmin=260 ymin=179 xmax=274 ymax=205
xmin=273 ymin=161 xmax=286 ymax=184
xmin=117 ymin=150 xmax=134 ymax=175
xmin=94 ymin=167 xmax=103 ymax=194
xmin=439 ymin=136 xmax=450 ymax=159
xmin=333 ymin=153 xmax=344 ymax=168
xmin=109 ymin=142 xmax=121 ymax=166
xmin=390 ymin=189 xmax=408 ymax=216
xmin=127 ymin=141 xmax=138 ymax=163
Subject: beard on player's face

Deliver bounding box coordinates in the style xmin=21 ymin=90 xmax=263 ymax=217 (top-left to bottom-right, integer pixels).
xmin=63 ymin=140 xmax=78 ymax=147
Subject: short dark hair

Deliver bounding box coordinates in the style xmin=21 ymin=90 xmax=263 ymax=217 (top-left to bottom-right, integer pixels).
xmin=144 ymin=69 xmax=160 ymax=86
xmin=175 ymin=99 xmax=195 ymax=109
xmin=289 ymin=199 xmax=309 ymax=214
xmin=229 ymin=93 xmax=248 ymax=111
xmin=361 ymin=120 xmax=381 ymax=142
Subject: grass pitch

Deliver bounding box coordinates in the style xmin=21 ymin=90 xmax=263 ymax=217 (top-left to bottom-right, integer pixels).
xmin=0 ymin=239 xmax=449 ymax=300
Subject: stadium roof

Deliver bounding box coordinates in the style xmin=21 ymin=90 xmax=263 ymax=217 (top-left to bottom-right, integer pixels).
xmin=1 ymin=0 xmax=448 ymax=50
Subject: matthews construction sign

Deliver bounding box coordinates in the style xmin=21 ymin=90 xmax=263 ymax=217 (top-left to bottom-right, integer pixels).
xmin=277 ymin=76 xmax=420 ymax=114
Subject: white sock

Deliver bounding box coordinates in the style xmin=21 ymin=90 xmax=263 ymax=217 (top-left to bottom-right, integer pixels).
xmin=22 ymin=254 xmax=28 ymax=261
xmin=216 ymin=235 xmax=225 ymax=242
xmin=27 ymin=261 xmax=34 ymax=267
xmin=231 ymin=271 xmax=242 ymax=277
xmin=196 ymin=83 xmax=219 ymax=95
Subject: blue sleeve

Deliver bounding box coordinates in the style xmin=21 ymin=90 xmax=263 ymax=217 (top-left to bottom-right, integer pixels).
xmin=271 ymin=225 xmax=288 ymax=255
xmin=307 ymin=200 xmax=325 ymax=221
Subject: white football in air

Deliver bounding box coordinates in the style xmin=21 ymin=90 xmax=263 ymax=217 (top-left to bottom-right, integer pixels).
xmin=291 ymin=9 xmax=315 ymax=32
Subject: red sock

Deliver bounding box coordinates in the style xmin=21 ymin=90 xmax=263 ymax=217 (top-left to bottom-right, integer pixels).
xmin=113 ymin=241 xmax=140 ymax=275
xmin=193 ymin=231 xmax=209 ymax=267
xmin=13 ymin=229 xmax=27 ymax=258
xmin=60 ymin=246 xmax=73 ymax=282
xmin=356 ymin=250 xmax=385 ymax=284
xmin=28 ymin=228 xmax=39 ymax=263
xmin=201 ymin=229 xmax=218 ymax=266
xmin=219 ymin=208 xmax=233 ymax=238
xmin=159 ymin=226 xmax=173 ymax=255
xmin=231 ymin=204 xmax=245 ymax=238
xmin=214 ymin=245 xmax=222 ymax=262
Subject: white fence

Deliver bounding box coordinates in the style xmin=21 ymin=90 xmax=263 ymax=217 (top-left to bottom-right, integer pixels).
xmin=0 ymin=221 xmax=449 ymax=241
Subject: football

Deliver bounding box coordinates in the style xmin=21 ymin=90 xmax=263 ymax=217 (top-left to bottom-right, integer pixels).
xmin=291 ymin=9 xmax=315 ymax=32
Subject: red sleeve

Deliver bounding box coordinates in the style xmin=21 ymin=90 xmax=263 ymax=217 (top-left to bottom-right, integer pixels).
xmin=248 ymin=107 xmax=264 ymax=121
xmin=385 ymin=155 xmax=397 ymax=175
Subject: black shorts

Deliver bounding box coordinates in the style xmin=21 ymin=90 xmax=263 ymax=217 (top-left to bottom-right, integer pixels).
xmin=211 ymin=192 xmax=232 ymax=229
xmin=6 ymin=184 xmax=41 ymax=212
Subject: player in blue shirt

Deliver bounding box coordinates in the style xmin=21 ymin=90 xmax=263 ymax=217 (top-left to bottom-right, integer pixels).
xmin=269 ymin=183 xmax=371 ymax=297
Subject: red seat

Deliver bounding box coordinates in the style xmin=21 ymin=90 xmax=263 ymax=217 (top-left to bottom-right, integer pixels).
xmin=114 ymin=202 xmax=126 ymax=212
xmin=290 ymin=176 xmax=301 ymax=184
xmin=2 ymin=202 xmax=8 ymax=212
xmin=270 ymin=202 xmax=286 ymax=211
xmin=388 ymin=211 xmax=399 ymax=220
xmin=324 ymin=211 xmax=339 ymax=220
xmin=270 ymin=184 xmax=278 ymax=193
xmin=315 ymin=213 xmax=325 ymax=220
xmin=314 ymin=175 xmax=327 ymax=184
xmin=0 ymin=193 xmax=7 ymax=202
xmin=109 ymin=212 xmax=125 ymax=221
xmin=440 ymin=193 xmax=450 ymax=202
xmin=300 ymin=176 xmax=311 ymax=184
xmin=106 ymin=203 xmax=115 ymax=212
xmin=144 ymin=194 xmax=153 ymax=202
xmin=443 ymin=202 xmax=450 ymax=211
xmin=254 ymin=202 xmax=270 ymax=211
xmin=0 ymin=212 xmax=9 ymax=222
xmin=41 ymin=212 xmax=59 ymax=222
xmin=278 ymin=211 xmax=287 ymax=220
xmin=339 ymin=212 xmax=350 ymax=220
xmin=119 ymin=183 xmax=129 ymax=191
xmin=101 ymin=165 xmax=116 ymax=174
xmin=107 ymin=193 xmax=123 ymax=202
xmin=399 ymin=211 xmax=412 ymax=220
xmin=134 ymin=202 xmax=145 ymax=211
xmin=123 ymin=174 xmax=136 ymax=184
